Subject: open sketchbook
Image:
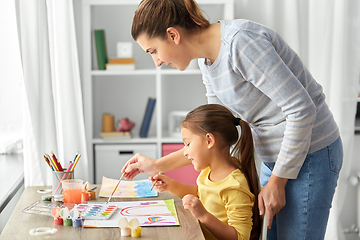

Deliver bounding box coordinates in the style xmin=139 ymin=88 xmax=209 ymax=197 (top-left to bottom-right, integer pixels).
xmin=98 ymin=176 xmax=158 ymax=198
xmin=83 ymin=199 xmax=179 ymax=227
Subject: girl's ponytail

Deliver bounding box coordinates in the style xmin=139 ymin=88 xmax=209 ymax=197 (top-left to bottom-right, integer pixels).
xmin=232 ymin=120 xmax=262 ymax=240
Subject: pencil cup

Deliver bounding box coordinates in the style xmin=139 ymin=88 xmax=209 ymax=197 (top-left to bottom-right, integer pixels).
xmin=52 ymin=171 xmax=74 ymax=198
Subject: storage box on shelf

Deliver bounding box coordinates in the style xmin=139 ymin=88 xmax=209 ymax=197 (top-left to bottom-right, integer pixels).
xmin=162 ymin=144 xmax=200 ymax=185
xmin=94 ymin=144 xmax=156 ymax=183
xmin=82 ymin=0 xmax=234 ymax=183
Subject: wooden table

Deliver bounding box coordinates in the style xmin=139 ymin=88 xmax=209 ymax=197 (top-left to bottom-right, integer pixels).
xmin=0 ymin=186 xmax=205 ymax=240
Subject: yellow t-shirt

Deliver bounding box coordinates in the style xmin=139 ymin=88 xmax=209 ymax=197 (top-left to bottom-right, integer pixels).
xmin=197 ymin=167 xmax=255 ymax=240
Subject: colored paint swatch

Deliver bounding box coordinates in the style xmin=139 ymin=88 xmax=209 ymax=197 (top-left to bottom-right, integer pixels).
xmin=77 ymin=204 xmax=117 ymax=220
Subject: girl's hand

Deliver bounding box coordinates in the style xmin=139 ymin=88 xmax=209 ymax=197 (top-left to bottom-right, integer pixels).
xmin=182 ymin=194 xmax=208 ymax=221
xmin=122 ymin=153 xmax=158 ymax=180
xmin=149 ymin=174 xmax=172 ymax=193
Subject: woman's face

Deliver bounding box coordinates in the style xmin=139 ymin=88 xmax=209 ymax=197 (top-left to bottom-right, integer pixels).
xmin=137 ymin=32 xmax=191 ymax=71
xmin=181 ymin=127 xmax=210 ymax=171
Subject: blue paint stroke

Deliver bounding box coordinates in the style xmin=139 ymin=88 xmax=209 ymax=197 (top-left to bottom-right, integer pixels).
xmin=134 ymin=180 xmax=158 ymax=197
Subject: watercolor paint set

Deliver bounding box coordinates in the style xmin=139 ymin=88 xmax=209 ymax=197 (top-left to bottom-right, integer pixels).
xmin=77 ymin=204 xmax=118 ymax=220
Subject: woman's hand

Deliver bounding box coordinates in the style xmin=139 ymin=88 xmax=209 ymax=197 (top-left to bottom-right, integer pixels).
xmin=182 ymin=194 xmax=208 ymax=222
xmin=258 ymin=174 xmax=287 ymax=229
xmin=121 ymin=153 xmax=158 ymax=180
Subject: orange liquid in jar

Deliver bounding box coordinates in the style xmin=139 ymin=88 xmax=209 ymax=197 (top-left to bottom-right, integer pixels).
xmin=63 ymin=188 xmax=82 ymax=204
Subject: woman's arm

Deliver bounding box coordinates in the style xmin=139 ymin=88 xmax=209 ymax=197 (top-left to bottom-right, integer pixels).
xmin=151 ymin=174 xmax=198 ymax=199
xmin=258 ymin=174 xmax=287 ymax=228
xmin=122 ymin=148 xmax=191 ymax=180
xmin=157 ymin=148 xmax=191 ymax=173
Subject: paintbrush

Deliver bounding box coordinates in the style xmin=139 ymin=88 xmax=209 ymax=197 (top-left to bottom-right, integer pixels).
xmin=151 ymin=171 xmax=162 ymax=191
xmin=106 ymin=172 xmax=124 ymax=204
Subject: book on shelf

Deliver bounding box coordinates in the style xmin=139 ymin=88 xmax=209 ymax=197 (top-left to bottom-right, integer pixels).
xmin=94 ymin=29 xmax=108 ymax=70
xmin=139 ymin=97 xmax=156 ymax=138
xmin=100 ymin=131 xmax=132 ymax=140
xmin=106 ymin=63 xmax=135 ymax=71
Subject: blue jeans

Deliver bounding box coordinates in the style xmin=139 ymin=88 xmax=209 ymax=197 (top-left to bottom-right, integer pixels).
xmin=260 ymin=137 xmax=343 ymax=240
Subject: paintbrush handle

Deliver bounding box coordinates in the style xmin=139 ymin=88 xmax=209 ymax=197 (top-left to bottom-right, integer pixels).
xmin=111 ymin=173 xmax=124 ymax=195
xmin=151 ymin=171 xmax=162 ymax=191
xmin=107 ymin=173 xmax=124 ymax=203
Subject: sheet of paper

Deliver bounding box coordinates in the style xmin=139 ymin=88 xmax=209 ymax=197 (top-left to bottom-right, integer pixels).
xmin=83 ymin=199 xmax=179 ymax=228
xmin=98 ymin=176 xmax=158 ymax=198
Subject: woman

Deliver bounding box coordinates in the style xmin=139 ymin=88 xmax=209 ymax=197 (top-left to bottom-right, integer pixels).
xmin=123 ymin=0 xmax=343 ymax=239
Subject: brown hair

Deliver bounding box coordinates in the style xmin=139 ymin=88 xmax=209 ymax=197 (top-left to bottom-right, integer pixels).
xmin=182 ymin=104 xmax=262 ymax=240
xmin=131 ymin=0 xmax=210 ymax=40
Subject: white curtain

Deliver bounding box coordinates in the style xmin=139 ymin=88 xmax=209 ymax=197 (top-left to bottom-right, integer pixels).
xmin=18 ymin=0 xmax=88 ymax=187
xmin=235 ymin=0 xmax=360 ymax=239
xmin=0 ymin=0 xmax=23 ymax=154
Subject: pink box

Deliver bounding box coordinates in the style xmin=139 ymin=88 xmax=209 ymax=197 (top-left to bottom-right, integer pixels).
xmin=162 ymin=144 xmax=199 ymax=185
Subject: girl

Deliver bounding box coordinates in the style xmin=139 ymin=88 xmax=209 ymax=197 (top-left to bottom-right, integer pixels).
xmin=151 ymin=104 xmax=261 ymax=240
xmin=124 ymin=0 xmax=343 ymax=239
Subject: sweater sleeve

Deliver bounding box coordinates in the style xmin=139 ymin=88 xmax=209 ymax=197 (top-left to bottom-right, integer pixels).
xmin=231 ymin=29 xmax=316 ymax=179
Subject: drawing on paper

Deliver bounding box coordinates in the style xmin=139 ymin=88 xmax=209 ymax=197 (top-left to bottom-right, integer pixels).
xmin=120 ymin=201 xmax=176 ymax=225
xmin=83 ymin=199 xmax=179 ymax=228
xmin=99 ymin=176 xmax=158 ymax=198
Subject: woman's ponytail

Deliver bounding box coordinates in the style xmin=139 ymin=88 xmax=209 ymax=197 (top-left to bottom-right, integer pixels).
xmin=132 ymin=0 xmax=209 ymax=40
xmin=183 ymin=0 xmax=210 ymax=28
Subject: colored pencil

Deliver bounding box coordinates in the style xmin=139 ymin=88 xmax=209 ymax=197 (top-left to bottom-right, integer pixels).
xmin=70 ymin=154 xmax=81 ymax=172
xmin=48 ymin=154 xmax=59 ymax=171
xmin=72 ymin=152 xmax=79 ymax=163
xmin=43 ymin=154 xmax=54 ymax=171
xmin=51 ymin=151 xmax=63 ymax=171
xmin=55 ymin=161 xmax=74 ymax=195
xmin=45 ymin=153 xmax=62 ymax=195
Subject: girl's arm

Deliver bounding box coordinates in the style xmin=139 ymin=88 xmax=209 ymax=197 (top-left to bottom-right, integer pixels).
xmin=182 ymin=194 xmax=239 ymax=240
xmin=151 ymin=174 xmax=198 ymax=199
xmin=122 ymin=148 xmax=191 ymax=180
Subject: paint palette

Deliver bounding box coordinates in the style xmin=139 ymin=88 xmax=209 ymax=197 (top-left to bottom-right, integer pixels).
xmin=77 ymin=204 xmax=118 ymax=220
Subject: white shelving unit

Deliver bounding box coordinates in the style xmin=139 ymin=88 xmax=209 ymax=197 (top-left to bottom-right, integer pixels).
xmin=81 ymin=0 xmax=234 ymax=183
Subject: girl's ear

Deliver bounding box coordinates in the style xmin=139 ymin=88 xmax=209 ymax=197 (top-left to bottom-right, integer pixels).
xmin=205 ymin=133 xmax=215 ymax=149
xmin=166 ymin=27 xmax=181 ymax=44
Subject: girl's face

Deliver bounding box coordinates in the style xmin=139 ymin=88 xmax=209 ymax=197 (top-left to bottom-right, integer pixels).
xmin=137 ymin=30 xmax=191 ymax=71
xmin=181 ymin=127 xmax=210 ymax=171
